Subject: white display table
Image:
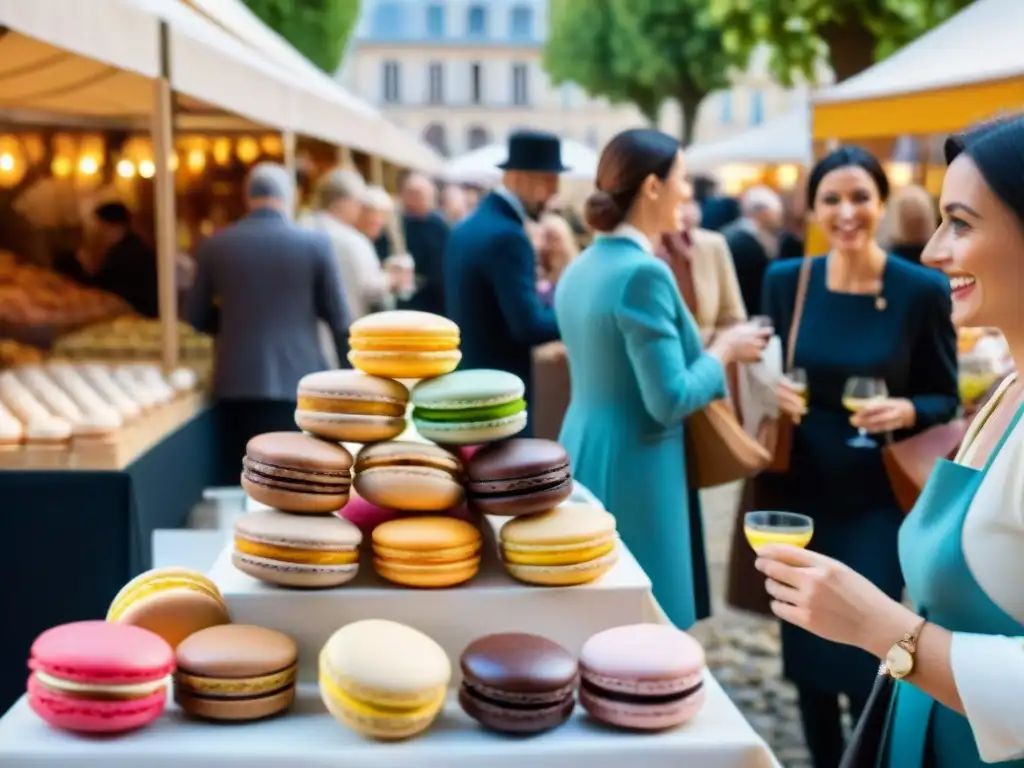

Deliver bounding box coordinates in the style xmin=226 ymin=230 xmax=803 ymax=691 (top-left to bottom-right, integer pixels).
xmin=0 ymin=478 xmax=781 ymax=767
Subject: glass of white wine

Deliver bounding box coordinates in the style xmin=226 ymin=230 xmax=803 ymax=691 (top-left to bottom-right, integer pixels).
xmin=787 ymin=368 xmax=809 ymax=410
xmin=843 ymin=377 xmax=888 ymax=449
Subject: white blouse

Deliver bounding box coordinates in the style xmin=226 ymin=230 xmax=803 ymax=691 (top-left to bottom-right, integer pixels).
xmin=608 ymin=223 xmax=654 ymax=254
xmin=950 ymin=375 xmax=1024 ymax=762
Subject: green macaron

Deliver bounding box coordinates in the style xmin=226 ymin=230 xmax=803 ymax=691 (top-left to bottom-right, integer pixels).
xmin=411 ymin=370 xmax=527 ymax=445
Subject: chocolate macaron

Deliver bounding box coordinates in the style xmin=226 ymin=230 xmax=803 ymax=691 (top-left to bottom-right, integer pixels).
xmin=466 ymin=438 xmax=573 ymax=516
xmin=459 ymin=632 xmax=577 ymax=734
xmin=241 ymin=432 xmax=353 ymax=514
xmin=175 ymin=624 xmax=298 ymax=721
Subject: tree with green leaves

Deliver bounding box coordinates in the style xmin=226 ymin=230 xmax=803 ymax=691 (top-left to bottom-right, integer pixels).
xmin=707 ymin=0 xmax=974 ymax=85
xmin=544 ymin=0 xmax=741 ymax=145
xmin=243 ymin=0 xmax=361 ymax=74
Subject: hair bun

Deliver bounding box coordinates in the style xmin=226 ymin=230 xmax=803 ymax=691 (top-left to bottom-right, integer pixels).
xmin=584 ymin=190 xmax=625 ymax=232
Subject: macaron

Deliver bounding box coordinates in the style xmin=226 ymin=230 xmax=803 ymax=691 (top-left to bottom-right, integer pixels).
xmin=459 ymin=632 xmax=577 ymax=734
xmin=28 ymin=620 xmax=174 ymax=733
xmin=295 ymin=370 xmax=409 ymax=443
xmin=578 ymin=624 xmax=706 ymax=730
xmin=174 ymin=624 xmax=298 ymax=721
xmin=348 ymin=310 xmax=461 ymax=379
xmin=354 ymin=441 xmax=464 ymax=512
xmin=319 ymin=619 xmax=451 ymax=740
xmin=241 ymin=432 xmax=353 ymax=514
xmin=232 ymin=508 xmax=363 ymax=588
xmin=106 ymin=567 xmax=230 ymax=648
xmin=410 ymin=369 xmax=527 ymax=445
xmin=499 ymin=504 xmax=619 ymax=586
xmin=372 ymin=516 xmax=482 ymax=588
xmin=466 ymin=438 xmax=573 ymax=516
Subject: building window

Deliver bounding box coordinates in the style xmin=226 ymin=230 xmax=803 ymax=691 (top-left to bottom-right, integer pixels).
xmin=510 ymin=5 xmax=533 ymax=39
xmin=424 ymin=123 xmax=449 ymax=157
xmin=371 ymin=2 xmax=404 ymax=38
xmin=749 ymin=90 xmax=765 ymax=125
xmin=426 ymin=4 xmax=445 ymax=38
xmin=585 ymin=128 xmax=599 ymax=149
xmin=718 ymin=92 xmax=732 ymax=125
xmin=382 ymin=61 xmax=401 ymax=104
xmin=511 ymin=63 xmax=529 ymax=106
xmin=427 ymin=62 xmax=444 ymax=105
xmin=467 ymin=126 xmax=490 ymax=150
xmin=467 ymin=4 xmax=487 ymax=37
xmin=470 ymin=62 xmax=483 ymax=105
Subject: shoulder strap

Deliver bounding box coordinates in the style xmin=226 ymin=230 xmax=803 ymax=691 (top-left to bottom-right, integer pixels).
xmin=785 ymin=256 xmax=814 ymax=371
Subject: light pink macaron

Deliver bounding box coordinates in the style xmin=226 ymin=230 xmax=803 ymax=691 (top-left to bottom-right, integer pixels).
xmin=579 ymin=623 xmax=706 ymax=731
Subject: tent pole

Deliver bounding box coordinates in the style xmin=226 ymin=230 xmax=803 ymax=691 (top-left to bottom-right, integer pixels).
xmin=337 ymin=145 xmax=354 ymax=171
xmin=154 ymin=20 xmax=179 ymax=372
xmin=369 ymin=155 xmax=384 ymax=186
xmin=282 ymin=129 xmax=297 ymax=180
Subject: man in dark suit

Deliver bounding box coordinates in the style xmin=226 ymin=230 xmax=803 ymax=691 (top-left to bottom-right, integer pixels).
xmin=723 ymin=185 xmax=784 ymax=317
xmin=398 ymin=173 xmax=449 ymax=316
xmin=187 ymin=163 xmax=351 ymax=483
xmin=444 ymin=130 xmax=565 ymax=436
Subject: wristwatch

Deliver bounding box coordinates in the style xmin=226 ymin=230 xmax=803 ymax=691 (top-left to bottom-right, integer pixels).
xmin=884 ymin=619 xmax=928 ymax=679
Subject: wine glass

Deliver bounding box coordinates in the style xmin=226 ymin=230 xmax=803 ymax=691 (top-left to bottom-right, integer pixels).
xmin=843 ymin=377 xmax=888 ymax=448
xmin=744 ymin=511 xmax=814 ymax=552
xmin=786 ymin=368 xmax=809 ymax=409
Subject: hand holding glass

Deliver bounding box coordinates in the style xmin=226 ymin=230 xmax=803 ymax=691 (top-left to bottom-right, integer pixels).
xmin=843 ymin=377 xmax=888 ymax=448
xmin=744 ymin=511 xmax=814 ymax=551
xmin=787 ymin=368 xmax=809 ymax=407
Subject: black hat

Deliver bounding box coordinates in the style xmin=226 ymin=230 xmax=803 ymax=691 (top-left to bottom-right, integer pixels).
xmin=497 ymin=130 xmax=570 ymax=173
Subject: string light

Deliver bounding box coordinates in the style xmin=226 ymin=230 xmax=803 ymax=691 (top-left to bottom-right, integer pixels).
xmin=139 ymin=159 xmax=156 ymax=179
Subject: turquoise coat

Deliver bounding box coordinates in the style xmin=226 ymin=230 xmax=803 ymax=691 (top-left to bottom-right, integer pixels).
xmin=554 ymin=233 xmax=726 ymax=628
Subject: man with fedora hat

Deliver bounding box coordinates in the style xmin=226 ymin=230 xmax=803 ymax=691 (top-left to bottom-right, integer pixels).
xmin=444 ymin=129 xmax=568 ymax=436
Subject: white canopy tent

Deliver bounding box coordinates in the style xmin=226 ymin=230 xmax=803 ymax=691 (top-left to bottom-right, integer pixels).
xmin=442 ymin=139 xmax=600 ymax=185
xmin=813 ymin=0 xmax=1024 ymax=139
xmin=684 ymin=106 xmax=811 ymax=172
xmin=180 ymin=0 xmax=441 ymax=172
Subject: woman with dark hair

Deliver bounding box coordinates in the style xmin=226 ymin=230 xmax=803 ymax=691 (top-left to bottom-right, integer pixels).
xmin=758 ymin=146 xmax=960 ymax=766
xmin=554 ymin=129 xmax=770 ymax=628
xmin=756 ymin=116 xmax=1024 ymax=768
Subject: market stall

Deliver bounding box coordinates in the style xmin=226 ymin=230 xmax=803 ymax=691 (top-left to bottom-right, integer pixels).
xmin=684 ymin=105 xmax=810 ymax=194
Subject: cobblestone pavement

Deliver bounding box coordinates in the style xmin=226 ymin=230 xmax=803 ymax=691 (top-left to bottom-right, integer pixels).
xmin=691 ymin=483 xmax=812 ymax=768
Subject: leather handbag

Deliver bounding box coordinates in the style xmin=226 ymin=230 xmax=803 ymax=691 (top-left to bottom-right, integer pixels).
xmin=659 ymin=234 xmax=774 ymax=489
xmin=839 ymin=668 xmax=896 ymax=768
xmin=763 ymin=254 xmax=814 ymax=473
xmin=882 ymin=418 xmax=970 ymax=514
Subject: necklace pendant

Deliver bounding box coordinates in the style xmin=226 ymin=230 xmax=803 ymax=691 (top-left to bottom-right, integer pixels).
xmin=875 ymin=296 xmax=887 ymax=311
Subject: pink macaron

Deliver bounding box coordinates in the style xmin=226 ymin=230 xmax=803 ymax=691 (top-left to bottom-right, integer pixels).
xmin=578 ymin=623 xmax=706 ymax=731
xmin=28 ymin=620 xmax=175 ymax=733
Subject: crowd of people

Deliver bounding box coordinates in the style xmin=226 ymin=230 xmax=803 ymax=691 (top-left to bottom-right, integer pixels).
xmin=55 ymin=115 xmax=1023 ymax=768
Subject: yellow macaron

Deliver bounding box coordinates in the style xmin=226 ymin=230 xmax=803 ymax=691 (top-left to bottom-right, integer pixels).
xmin=106 ymin=567 xmax=230 ymax=648
xmin=319 ymin=619 xmax=451 ymax=739
xmin=348 ymin=311 xmax=461 ymax=379
xmin=500 ymin=504 xmax=619 ymax=586
xmin=372 ymin=516 xmax=482 ymax=588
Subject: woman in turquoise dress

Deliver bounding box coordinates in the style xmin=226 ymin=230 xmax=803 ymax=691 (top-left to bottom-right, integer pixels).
xmin=755 ymin=116 xmax=1024 ymax=767
xmin=554 ymin=129 xmax=770 ymax=629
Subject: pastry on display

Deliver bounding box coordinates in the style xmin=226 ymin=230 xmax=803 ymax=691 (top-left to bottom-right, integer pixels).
xmin=578 ymin=624 xmax=706 ymax=730
xmin=0 ymin=402 xmax=24 ymax=447
xmin=47 ymin=363 xmax=124 ymax=422
xmin=241 ymin=432 xmax=353 ymax=514
xmin=232 ymin=508 xmax=362 ymax=588
xmin=0 ymin=371 xmax=72 ymax=445
xmin=0 ymin=256 xmax=130 ymax=329
xmin=295 ymin=370 xmax=409 ymax=443
xmin=174 ymin=624 xmax=298 ymax=721
xmin=167 ymin=366 xmax=199 ymax=394
xmin=499 ymin=504 xmax=619 ymax=586
xmin=106 ymin=567 xmax=230 ymax=648
xmin=372 ymin=516 xmax=482 ymax=588
xmin=466 ymin=438 xmax=573 ymax=516
xmin=319 ymin=619 xmax=451 ymax=739
xmin=410 ymin=369 xmax=528 ymax=445
xmin=0 ymin=339 xmax=43 ymax=369
xmin=53 ymin=316 xmax=213 ymax=363
xmin=27 ymin=620 xmax=174 ymax=733
xmin=17 ymin=365 xmax=122 ymax=440
xmin=348 ymin=310 xmax=461 ymax=379
xmin=353 ymin=441 xmax=464 ymax=513
xmin=130 ymin=364 xmax=176 ymax=405
xmin=77 ymin=364 xmax=143 ymax=421
xmin=459 ymin=632 xmax=577 ymax=734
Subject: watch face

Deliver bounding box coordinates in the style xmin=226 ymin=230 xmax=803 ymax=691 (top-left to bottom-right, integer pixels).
xmin=886 ymin=645 xmax=914 ymax=679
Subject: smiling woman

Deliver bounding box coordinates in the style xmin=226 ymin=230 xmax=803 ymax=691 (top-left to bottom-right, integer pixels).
xmin=751 ymin=145 xmax=961 ymax=765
